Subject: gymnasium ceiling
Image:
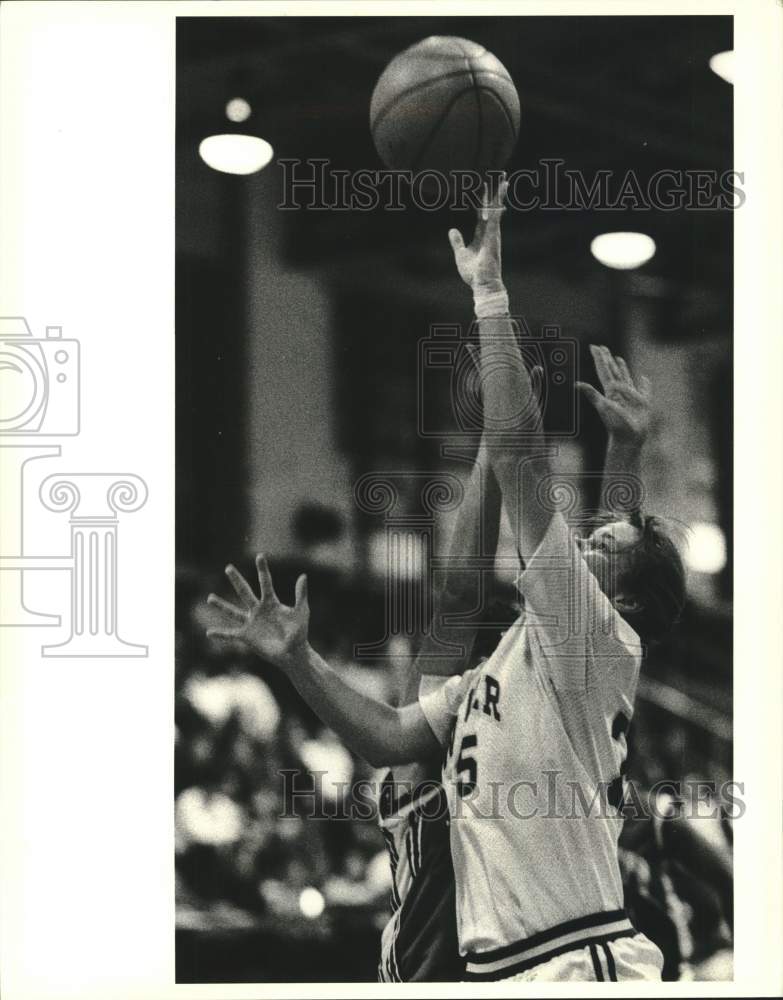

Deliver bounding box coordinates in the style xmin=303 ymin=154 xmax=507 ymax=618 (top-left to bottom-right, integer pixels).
xmin=177 ymin=15 xmax=733 ymax=307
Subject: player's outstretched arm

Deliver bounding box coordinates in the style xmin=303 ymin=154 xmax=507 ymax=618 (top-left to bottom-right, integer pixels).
xmin=415 ymin=435 xmax=502 ymax=677
xmin=206 ymin=558 xmax=440 ymax=767
xmin=448 ymin=176 xmax=552 ymax=554
xmin=577 ymin=344 xmax=652 ymax=517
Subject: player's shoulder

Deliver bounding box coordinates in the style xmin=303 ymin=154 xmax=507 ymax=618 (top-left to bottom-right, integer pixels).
xmin=611 ymin=610 xmax=644 ymax=668
xmin=419 ymin=666 xmax=484 ymax=746
xmin=426 ymin=664 xmax=483 ymax=708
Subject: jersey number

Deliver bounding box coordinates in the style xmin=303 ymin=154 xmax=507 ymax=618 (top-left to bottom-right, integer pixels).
xmin=455 ymin=734 xmax=478 ymax=798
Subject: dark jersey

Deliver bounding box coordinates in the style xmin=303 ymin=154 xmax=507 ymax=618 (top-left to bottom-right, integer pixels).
xmin=377 ymin=766 xmax=464 ymax=982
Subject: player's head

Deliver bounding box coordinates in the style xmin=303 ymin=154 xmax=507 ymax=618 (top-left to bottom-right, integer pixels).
xmin=578 ymin=514 xmax=686 ymax=643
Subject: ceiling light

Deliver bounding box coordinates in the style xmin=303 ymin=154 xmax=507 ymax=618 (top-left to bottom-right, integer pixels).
xmin=590 ymin=232 xmax=656 ymax=270
xmin=299 ymin=887 xmax=325 ymax=919
xmin=685 ymin=522 xmax=727 ymax=575
xmin=709 ymin=50 xmax=734 ymax=85
xmin=198 ymin=134 xmax=273 ymax=175
xmin=225 ymin=97 xmax=252 ymax=123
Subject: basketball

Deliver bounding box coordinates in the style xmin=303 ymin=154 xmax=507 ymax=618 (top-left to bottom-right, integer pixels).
xmin=370 ymin=36 xmax=520 ymax=175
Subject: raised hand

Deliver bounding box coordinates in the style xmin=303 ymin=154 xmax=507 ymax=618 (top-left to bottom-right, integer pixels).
xmin=206 ymin=556 xmax=309 ymax=670
xmin=448 ymin=175 xmax=509 ymax=293
xmin=576 ymin=345 xmax=652 ymax=445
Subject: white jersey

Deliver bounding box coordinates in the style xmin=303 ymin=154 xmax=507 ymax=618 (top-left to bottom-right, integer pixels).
xmin=420 ymin=512 xmax=650 ymax=980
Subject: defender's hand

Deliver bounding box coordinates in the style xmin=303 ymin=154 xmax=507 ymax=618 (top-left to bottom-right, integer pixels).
xmin=448 ymin=175 xmax=509 ymax=293
xmin=207 ymin=556 xmax=309 ymax=670
xmin=576 ymin=345 xmax=652 ymax=445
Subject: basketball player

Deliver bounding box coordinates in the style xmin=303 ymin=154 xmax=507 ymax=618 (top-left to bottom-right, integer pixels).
xmin=207 ymin=179 xmax=686 ymax=981
xmin=413 ymin=175 xmax=686 ymax=981
xmin=208 ymin=432 xmax=505 ymax=982
xmin=373 ymin=442 xmax=504 ymax=982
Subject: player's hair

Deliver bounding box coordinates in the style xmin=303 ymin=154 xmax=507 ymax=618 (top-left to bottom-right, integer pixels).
xmin=616 ymin=514 xmax=687 ymax=644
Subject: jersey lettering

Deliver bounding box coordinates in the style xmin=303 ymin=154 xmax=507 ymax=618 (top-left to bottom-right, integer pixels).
xmin=482 ymin=675 xmax=501 ymax=721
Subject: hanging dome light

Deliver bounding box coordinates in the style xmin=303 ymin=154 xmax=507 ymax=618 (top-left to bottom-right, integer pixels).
xmin=709 ymin=50 xmax=734 ymax=85
xmin=198 ymin=133 xmax=274 ymax=175
xmin=590 ymin=231 xmax=656 ymax=270
xmin=198 ymin=95 xmax=273 ymax=175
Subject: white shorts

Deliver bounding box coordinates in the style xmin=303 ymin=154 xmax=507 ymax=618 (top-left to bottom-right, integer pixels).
xmin=503 ymin=933 xmax=664 ymax=982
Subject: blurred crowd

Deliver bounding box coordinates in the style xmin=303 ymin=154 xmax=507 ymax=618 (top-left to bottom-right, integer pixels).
xmin=176 ymin=576 xmax=389 ymax=906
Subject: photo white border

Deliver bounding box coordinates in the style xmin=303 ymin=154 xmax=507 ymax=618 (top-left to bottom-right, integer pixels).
xmin=0 ymin=1 xmax=781 ymax=997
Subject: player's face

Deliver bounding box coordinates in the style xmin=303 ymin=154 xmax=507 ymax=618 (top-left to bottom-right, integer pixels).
xmin=578 ymin=520 xmax=642 ymax=593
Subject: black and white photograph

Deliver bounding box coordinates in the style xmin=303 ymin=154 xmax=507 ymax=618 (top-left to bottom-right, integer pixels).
xmin=2 ymin=2 xmax=782 ymax=998
xmin=176 ymin=11 xmax=737 ymax=985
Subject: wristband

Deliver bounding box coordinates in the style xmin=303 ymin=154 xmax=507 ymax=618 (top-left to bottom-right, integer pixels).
xmin=474 ymin=287 xmax=509 ymax=319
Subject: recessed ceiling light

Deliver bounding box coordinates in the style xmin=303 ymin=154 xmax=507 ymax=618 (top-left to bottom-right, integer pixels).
xmin=198 ymin=134 xmax=274 ymax=175
xmin=590 ymin=232 xmax=656 ymax=270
